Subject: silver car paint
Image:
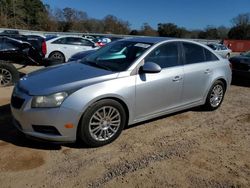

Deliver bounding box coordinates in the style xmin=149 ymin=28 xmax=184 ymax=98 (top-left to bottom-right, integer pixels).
xmin=11 ymin=38 xmax=232 ymax=142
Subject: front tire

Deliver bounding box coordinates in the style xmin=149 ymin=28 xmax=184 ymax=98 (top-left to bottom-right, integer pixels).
xmin=204 ymin=80 xmax=225 ymax=111
xmin=0 ymin=62 xmax=19 ymax=87
xmin=78 ymin=99 xmax=126 ymax=147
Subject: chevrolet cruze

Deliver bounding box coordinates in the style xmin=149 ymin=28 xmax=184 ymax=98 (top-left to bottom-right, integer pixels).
xmin=11 ymin=37 xmax=232 ymax=147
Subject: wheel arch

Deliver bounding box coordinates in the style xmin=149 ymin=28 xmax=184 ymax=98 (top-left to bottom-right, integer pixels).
xmin=76 ymin=95 xmax=130 ymax=139
xmin=203 ymin=77 xmax=228 ymax=104
xmin=217 ymin=78 xmax=227 ymax=91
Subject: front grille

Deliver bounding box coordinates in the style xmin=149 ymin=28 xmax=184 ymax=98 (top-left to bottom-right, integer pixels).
xmin=32 ymin=125 xmax=61 ymax=136
xmin=11 ymin=96 xmax=25 ymax=109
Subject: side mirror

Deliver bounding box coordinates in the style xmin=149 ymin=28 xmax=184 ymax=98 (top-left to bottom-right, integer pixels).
xmin=140 ymin=62 xmax=161 ymax=74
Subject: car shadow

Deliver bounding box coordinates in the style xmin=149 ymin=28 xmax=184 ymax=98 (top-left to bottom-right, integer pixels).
xmin=0 ymin=102 xmax=207 ymax=149
xmin=125 ymin=106 xmax=203 ymax=130
xmin=0 ymin=103 xmax=62 ymax=150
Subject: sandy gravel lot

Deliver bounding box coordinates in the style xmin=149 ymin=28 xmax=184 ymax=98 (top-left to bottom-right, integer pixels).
xmin=0 ymin=67 xmax=249 ymax=188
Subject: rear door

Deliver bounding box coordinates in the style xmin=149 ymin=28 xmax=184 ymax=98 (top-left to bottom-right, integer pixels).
xmin=181 ymin=42 xmax=219 ymax=105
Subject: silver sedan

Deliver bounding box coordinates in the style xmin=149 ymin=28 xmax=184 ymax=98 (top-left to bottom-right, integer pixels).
xmin=11 ymin=37 xmax=232 ymax=147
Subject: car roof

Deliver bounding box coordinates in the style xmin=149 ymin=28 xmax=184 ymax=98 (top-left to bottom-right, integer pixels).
xmin=121 ymin=37 xmax=172 ymax=44
xmin=48 ymin=35 xmax=93 ymax=42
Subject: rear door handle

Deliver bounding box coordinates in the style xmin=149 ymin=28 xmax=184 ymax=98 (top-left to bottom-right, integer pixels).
xmin=172 ymin=76 xmax=182 ymax=82
xmin=204 ymin=69 xmax=211 ymax=74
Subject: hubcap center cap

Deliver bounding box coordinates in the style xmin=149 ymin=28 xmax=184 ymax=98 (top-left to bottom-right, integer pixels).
xmin=101 ymin=120 xmax=109 ymax=130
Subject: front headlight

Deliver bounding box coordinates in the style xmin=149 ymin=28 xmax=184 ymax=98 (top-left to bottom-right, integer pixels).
xmin=31 ymin=92 xmax=68 ymax=108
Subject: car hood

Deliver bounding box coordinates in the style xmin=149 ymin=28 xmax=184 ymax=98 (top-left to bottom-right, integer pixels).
xmin=18 ymin=62 xmax=119 ymax=96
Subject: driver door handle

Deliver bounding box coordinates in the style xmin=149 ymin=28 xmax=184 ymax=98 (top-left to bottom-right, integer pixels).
xmin=204 ymin=69 xmax=211 ymax=74
xmin=172 ymin=76 xmax=182 ymax=82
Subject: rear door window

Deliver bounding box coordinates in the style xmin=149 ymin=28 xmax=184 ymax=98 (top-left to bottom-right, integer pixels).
xmin=183 ymin=42 xmax=219 ymax=64
xmin=182 ymin=42 xmax=205 ymax=64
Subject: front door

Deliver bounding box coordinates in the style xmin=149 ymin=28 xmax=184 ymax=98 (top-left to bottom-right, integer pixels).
xmin=135 ymin=42 xmax=184 ymax=120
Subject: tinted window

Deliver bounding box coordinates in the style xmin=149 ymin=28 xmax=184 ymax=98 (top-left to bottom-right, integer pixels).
xmin=145 ymin=42 xmax=179 ymax=68
xmin=52 ymin=37 xmax=66 ymax=44
xmin=204 ymin=48 xmax=219 ymax=61
xmin=221 ymin=45 xmax=227 ymax=50
xmin=1 ymin=42 xmax=16 ymax=50
xmin=64 ymin=37 xmax=81 ymax=45
xmin=0 ymin=38 xmax=3 ymax=50
xmin=80 ymin=39 xmax=93 ymax=46
xmin=183 ymin=42 xmax=205 ymax=64
xmin=207 ymin=44 xmax=216 ymax=50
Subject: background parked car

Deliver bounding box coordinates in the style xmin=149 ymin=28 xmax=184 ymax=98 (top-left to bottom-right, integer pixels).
xmin=0 ymin=32 xmax=47 ymax=58
xmin=229 ymin=51 xmax=250 ymax=79
xmin=46 ymin=36 xmax=98 ymax=63
xmin=207 ymin=43 xmax=232 ymax=59
xmin=0 ymin=36 xmax=47 ymax=87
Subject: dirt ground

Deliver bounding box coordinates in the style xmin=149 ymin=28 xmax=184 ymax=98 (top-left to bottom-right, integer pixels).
xmin=0 ymin=67 xmax=249 ymax=188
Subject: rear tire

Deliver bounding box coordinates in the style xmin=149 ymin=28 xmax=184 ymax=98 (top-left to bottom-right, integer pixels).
xmin=78 ymin=99 xmax=126 ymax=147
xmin=0 ymin=61 xmax=19 ymax=87
xmin=48 ymin=51 xmax=65 ymax=63
xmin=203 ymin=80 xmax=225 ymax=111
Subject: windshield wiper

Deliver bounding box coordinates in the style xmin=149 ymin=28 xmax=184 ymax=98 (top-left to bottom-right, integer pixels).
xmin=83 ymin=60 xmax=112 ymax=71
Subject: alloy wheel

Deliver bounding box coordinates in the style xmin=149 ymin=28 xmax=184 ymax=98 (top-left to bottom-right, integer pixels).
xmin=210 ymin=84 xmax=224 ymax=107
xmin=89 ymin=106 xmax=121 ymax=141
xmin=0 ymin=68 xmax=12 ymax=86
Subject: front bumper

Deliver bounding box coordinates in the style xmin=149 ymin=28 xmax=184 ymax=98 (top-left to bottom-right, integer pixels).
xmin=11 ymin=91 xmax=80 ymax=143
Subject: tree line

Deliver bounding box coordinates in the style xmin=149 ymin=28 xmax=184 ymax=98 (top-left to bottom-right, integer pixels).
xmin=0 ymin=0 xmax=249 ymax=40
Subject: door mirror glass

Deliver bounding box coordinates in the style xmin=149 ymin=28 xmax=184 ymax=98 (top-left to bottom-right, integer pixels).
xmin=140 ymin=62 xmax=161 ymax=74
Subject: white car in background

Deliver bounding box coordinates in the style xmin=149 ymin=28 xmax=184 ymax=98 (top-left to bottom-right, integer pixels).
xmin=46 ymin=36 xmax=98 ymax=62
xmin=207 ymin=43 xmax=232 ymax=59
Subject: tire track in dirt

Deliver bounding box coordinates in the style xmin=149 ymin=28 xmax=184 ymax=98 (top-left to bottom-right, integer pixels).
xmin=88 ymin=139 xmax=198 ymax=188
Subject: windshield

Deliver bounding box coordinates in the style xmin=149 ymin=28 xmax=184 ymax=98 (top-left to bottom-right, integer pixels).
xmin=81 ymin=40 xmax=152 ymax=72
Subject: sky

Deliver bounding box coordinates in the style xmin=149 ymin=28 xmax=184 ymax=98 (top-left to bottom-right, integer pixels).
xmin=42 ymin=0 xmax=249 ymax=30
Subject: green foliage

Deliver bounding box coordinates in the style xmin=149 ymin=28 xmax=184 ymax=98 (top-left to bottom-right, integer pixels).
xmin=228 ymin=13 xmax=250 ymax=39
xmin=157 ymin=23 xmax=187 ymax=38
xmin=228 ymin=25 xmax=250 ymax=39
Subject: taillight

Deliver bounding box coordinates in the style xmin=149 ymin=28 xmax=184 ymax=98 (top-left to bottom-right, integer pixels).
xmin=42 ymin=40 xmax=47 ymax=56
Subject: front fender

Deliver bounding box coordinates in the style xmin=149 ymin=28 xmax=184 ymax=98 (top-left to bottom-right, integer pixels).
xmin=61 ymin=75 xmax=136 ymax=125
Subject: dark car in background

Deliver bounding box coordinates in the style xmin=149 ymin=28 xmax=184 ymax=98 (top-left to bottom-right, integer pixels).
xmin=229 ymin=51 xmax=250 ymax=80
xmin=0 ymin=35 xmax=48 ymax=87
